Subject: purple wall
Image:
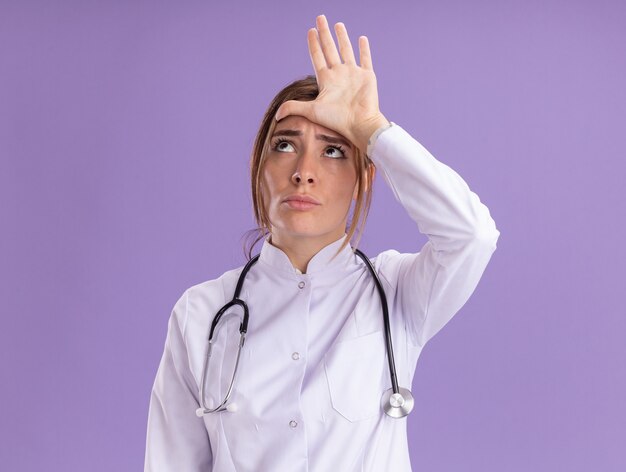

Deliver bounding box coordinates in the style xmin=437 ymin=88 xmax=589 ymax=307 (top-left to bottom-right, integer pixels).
xmin=2 ymin=1 xmax=624 ymax=470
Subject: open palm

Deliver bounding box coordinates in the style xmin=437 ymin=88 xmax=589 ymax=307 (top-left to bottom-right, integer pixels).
xmin=275 ymin=15 xmax=390 ymax=154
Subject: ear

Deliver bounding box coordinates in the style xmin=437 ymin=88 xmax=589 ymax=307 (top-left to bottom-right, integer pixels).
xmin=352 ymin=164 xmax=376 ymax=200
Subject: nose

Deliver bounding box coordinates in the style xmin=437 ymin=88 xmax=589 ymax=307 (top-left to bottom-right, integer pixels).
xmin=292 ymin=172 xmax=314 ymax=185
xmin=291 ymin=147 xmax=317 ymax=185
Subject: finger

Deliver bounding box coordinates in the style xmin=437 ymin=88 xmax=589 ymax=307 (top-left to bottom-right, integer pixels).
xmin=359 ymin=36 xmax=373 ymax=70
xmin=307 ymin=28 xmax=326 ymax=74
xmin=275 ymin=99 xmax=313 ymax=122
xmin=335 ymin=22 xmax=356 ymax=65
xmin=316 ymin=14 xmax=341 ymax=68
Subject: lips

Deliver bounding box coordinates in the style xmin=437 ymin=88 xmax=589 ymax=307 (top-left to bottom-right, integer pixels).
xmin=283 ymin=194 xmax=321 ymax=205
xmin=282 ymin=194 xmax=321 ymax=210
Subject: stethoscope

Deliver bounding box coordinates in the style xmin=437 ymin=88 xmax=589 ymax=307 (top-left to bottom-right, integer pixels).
xmin=195 ymin=248 xmax=414 ymax=419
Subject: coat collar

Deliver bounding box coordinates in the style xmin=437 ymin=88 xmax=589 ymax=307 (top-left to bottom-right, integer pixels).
xmin=259 ymin=233 xmax=356 ymax=276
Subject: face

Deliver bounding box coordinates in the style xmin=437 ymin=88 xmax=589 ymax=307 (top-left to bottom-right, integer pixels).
xmin=261 ymin=115 xmax=360 ymax=248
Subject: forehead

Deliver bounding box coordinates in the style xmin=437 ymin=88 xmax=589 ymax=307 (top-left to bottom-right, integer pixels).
xmin=274 ymin=115 xmax=343 ymax=139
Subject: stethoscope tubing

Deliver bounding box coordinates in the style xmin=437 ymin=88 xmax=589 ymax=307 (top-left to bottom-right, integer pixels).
xmin=353 ymin=249 xmax=400 ymax=395
xmin=197 ymin=247 xmax=413 ymax=418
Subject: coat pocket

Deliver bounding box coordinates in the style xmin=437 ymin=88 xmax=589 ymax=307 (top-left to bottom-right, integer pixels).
xmin=323 ymin=330 xmax=387 ymax=422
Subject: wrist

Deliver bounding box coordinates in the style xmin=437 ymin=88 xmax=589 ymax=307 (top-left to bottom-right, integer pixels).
xmin=354 ymin=114 xmax=391 ymax=154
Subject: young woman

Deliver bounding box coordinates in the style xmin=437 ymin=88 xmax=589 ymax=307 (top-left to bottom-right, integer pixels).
xmin=145 ymin=14 xmax=500 ymax=472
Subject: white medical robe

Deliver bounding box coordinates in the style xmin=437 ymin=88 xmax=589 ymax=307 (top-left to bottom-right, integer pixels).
xmin=144 ymin=122 xmax=501 ymax=471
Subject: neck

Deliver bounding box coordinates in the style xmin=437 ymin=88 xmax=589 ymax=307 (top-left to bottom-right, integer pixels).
xmin=269 ymin=232 xmax=346 ymax=274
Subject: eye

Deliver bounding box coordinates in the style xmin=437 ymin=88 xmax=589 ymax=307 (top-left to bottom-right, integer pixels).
xmin=324 ymin=145 xmax=346 ymax=159
xmin=271 ymin=138 xmax=347 ymax=159
xmin=272 ymin=138 xmax=295 ymax=153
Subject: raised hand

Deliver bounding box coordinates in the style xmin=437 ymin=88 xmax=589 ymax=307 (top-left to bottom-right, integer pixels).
xmin=275 ymin=15 xmax=390 ymax=154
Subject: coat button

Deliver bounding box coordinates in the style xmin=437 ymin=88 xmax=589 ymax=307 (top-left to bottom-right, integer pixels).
xmin=298 ymin=281 xmax=305 ymax=289
xmin=292 ymin=352 xmax=300 ymax=360
xmin=289 ymin=420 xmax=298 ymax=428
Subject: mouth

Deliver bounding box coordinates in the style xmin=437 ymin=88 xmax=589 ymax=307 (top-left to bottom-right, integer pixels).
xmin=282 ymin=195 xmax=321 ymax=211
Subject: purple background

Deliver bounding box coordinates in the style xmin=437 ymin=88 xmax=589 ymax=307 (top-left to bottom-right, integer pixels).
xmin=2 ymin=1 xmax=624 ymax=470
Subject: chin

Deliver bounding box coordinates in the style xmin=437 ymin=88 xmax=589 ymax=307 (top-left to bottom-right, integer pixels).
xmin=270 ymin=211 xmax=345 ymax=241
xmin=272 ymin=217 xmax=319 ymax=235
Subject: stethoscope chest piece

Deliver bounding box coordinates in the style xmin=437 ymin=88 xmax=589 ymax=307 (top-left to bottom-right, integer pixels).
xmin=381 ymin=387 xmax=414 ymax=418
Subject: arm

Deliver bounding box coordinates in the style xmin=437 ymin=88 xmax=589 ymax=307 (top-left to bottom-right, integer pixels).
xmin=144 ymin=290 xmax=213 ymax=471
xmin=369 ymin=122 xmax=500 ymax=347
xmin=272 ymin=15 xmax=499 ymax=347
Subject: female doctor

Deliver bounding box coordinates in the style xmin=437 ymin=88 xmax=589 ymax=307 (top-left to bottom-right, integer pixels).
xmin=144 ymin=14 xmax=500 ymax=472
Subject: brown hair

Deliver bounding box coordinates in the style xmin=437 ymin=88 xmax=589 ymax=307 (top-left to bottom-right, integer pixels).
xmin=242 ymin=74 xmax=375 ymax=261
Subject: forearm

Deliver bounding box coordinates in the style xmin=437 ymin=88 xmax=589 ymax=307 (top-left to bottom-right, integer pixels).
xmin=353 ymin=113 xmax=392 ymax=155
xmin=368 ymin=123 xmax=500 ymax=255
xmin=369 ymin=122 xmax=500 ymax=346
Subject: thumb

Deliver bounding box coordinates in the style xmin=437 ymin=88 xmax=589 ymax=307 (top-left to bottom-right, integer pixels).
xmin=275 ymin=100 xmax=313 ymax=122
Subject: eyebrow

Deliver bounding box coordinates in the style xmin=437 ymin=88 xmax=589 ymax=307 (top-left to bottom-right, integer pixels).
xmin=271 ymin=129 xmax=352 ymax=149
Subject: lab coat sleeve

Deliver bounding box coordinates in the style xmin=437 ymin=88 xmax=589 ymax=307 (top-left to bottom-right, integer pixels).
xmin=369 ymin=123 xmax=500 ymax=348
xmin=144 ymin=290 xmax=213 ymax=471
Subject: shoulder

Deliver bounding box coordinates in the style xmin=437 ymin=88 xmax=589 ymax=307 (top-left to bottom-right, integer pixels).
xmin=368 ymin=247 xmax=418 ymax=291
xmin=186 ymin=264 xmax=246 ymax=312
xmin=171 ymin=264 xmax=247 ymax=336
